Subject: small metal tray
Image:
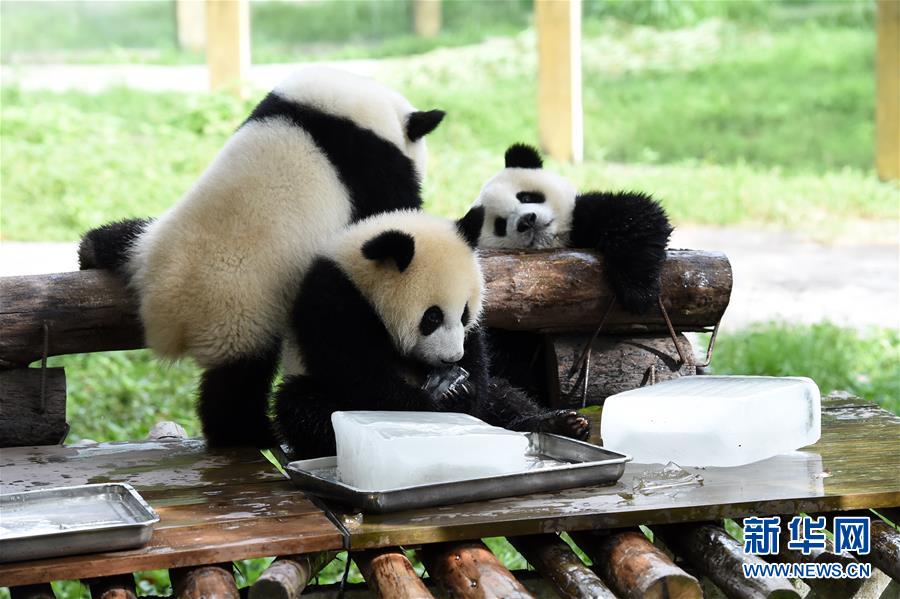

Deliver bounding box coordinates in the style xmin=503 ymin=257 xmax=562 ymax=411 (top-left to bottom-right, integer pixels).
xmin=0 ymin=483 xmax=159 ymax=563
xmin=285 ymin=433 xmax=630 ymax=513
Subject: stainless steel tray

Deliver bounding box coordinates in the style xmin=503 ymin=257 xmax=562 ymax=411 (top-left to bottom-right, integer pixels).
xmin=285 ymin=433 xmax=630 ymax=513
xmin=0 ymin=483 xmax=159 ymax=563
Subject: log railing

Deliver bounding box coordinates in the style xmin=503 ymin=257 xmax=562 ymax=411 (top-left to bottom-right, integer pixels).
xmin=0 ymin=249 xmax=730 ymax=368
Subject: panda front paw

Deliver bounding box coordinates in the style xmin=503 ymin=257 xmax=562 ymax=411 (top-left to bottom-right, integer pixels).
xmin=523 ymin=409 xmax=591 ymax=441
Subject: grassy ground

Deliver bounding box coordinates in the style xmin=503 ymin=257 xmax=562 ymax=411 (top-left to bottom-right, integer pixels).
xmin=1 ymin=17 xmax=896 ymax=241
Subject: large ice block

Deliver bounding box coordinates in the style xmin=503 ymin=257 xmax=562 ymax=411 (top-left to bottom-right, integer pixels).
xmin=332 ymin=411 xmax=530 ymax=489
xmin=600 ymin=376 xmax=821 ymax=467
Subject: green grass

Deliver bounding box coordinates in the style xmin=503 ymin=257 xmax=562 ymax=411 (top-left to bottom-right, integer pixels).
xmin=709 ymin=323 xmax=900 ymax=414
xmin=2 ymin=18 xmax=896 ymax=242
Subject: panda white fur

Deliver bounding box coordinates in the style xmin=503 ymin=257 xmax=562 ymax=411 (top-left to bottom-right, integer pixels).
xmin=78 ymin=67 xmax=445 ymax=447
xmin=274 ymin=210 xmax=590 ymax=458
xmin=458 ymin=143 xmax=673 ymax=313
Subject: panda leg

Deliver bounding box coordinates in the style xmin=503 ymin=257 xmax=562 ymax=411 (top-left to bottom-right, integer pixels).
xmin=198 ymin=342 xmax=280 ymax=448
xmin=476 ymin=377 xmax=590 ymax=441
xmin=273 ymin=375 xmax=338 ymax=459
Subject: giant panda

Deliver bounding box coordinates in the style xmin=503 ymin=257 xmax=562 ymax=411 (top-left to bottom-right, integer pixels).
xmin=273 ymin=210 xmax=591 ymax=459
xmin=77 ymin=67 xmax=445 ymax=447
xmin=458 ymin=143 xmax=673 ymax=313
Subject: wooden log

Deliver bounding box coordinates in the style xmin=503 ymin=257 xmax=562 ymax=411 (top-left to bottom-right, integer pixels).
xmin=508 ymin=534 xmax=615 ymax=599
xmin=545 ymin=333 xmax=695 ymax=408
xmin=419 ymin=541 xmax=535 ymax=599
xmin=250 ymin=552 xmax=335 ymax=599
xmin=876 ymin=0 xmax=900 ymax=181
xmin=818 ymin=511 xmax=900 ymax=582
xmin=0 ymin=270 xmax=142 ymax=368
xmin=9 ymin=584 xmax=55 ymax=599
xmin=769 ymin=525 xmax=865 ymax=599
xmin=569 ymin=529 xmax=701 ymax=599
xmin=481 ymin=250 xmax=731 ymax=332
xmin=0 ymin=251 xmax=730 ymax=367
xmin=536 ymin=0 xmax=583 ymax=163
xmin=205 ymin=0 xmax=249 ymax=92
xmin=84 ymin=574 xmax=137 ymax=599
xmin=0 ymin=368 xmax=67 ymax=447
xmin=412 ymin=0 xmax=441 ymax=38
xmin=170 ymin=564 xmax=239 ymax=599
xmin=653 ymin=523 xmax=799 ymax=599
xmin=355 ymin=547 xmax=433 ymax=598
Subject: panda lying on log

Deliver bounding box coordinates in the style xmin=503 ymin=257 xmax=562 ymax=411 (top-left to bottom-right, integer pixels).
xmin=458 ymin=143 xmax=674 ymax=314
xmin=274 ymin=210 xmax=590 ymax=459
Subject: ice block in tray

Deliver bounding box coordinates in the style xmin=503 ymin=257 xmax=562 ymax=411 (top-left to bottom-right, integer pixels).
xmin=332 ymin=411 xmax=530 ymax=489
xmin=600 ymin=375 xmax=821 ymax=467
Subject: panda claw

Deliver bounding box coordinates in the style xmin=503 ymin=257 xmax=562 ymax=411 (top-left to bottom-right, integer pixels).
xmin=546 ymin=409 xmax=591 ymax=441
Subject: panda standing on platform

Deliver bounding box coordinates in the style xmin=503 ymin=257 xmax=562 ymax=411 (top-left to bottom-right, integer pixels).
xmin=77 ymin=67 xmax=445 ymax=447
xmin=274 ymin=210 xmax=591 ymax=459
xmin=458 ymin=143 xmax=674 ymax=314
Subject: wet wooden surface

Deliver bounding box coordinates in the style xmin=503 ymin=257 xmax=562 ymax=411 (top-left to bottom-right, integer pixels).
xmin=338 ymin=394 xmax=900 ymax=549
xmin=0 ymin=441 xmax=343 ymax=586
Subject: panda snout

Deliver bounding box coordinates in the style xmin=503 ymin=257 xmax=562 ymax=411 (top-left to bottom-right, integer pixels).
xmin=516 ymin=212 xmax=537 ymax=232
xmin=442 ymin=355 xmax=463 ymax=365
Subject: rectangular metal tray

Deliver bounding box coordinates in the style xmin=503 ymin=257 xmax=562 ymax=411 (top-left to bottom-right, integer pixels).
xmin=0 ymin=483 xmax=159 ymax=563
xmin=284 ymin=433 xmax=630 ymax=513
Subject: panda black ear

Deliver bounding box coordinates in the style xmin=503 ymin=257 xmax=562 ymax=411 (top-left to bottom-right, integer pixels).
xmin=406 ymin=110 xmax=445 ymax=142
xmin=456 ymin=207 xmax=484 ymax=249
xmin=505 ymin=143 xmax=543 ymax=169
xmin=362 ymin=230 xmax=416 ymax=272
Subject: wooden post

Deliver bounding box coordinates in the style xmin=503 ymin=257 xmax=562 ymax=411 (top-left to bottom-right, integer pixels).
xmin=876 ymin=0 xmax=899 ymax=180
xmin=536 ymin=0 xmax=583 ymax=163
xmin=770 ymin=525 xmax=865 ymax=599
xmin=176 ymin=0 xmax=206 ymax=52
xmin=355 ymin=547 xmax=434 ymax=598
xmin=509 ymin=534 xmax=616 ymax=599
xmin=0 ymin=368 xmax=67 ymax=447
xmin=413 ymin=0 xmax=441 ymax=38
xmin=653 ymin=524 xmax=799 ymax=599
xmin=205 ymin=0 xmax=250 ymax=92
xmin=570 ymin=530 xmax=702 ymax=599
xmin=544 ymin=333 xmax=695 ymax=408
xmin=250 ymin=553 xmax=335 ymax=599
xmin=420 ymin=541 xmax=535 ymax=599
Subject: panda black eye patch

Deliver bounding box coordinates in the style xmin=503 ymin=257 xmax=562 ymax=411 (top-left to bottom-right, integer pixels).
xmin=419 ymin=305 xmax=444 ymax=336
xmin=516 ymin=191 xmax=545 ymax=204
xmin=461 ymin=304 xmax=470 ymax=326
xmin=494 ymin=217 xmax=507 ymax=237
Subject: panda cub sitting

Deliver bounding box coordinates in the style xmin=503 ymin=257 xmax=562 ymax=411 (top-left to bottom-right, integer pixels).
xmin=459 ymin=143 xmax=673 ymax=313
xmin=274 ymin=210 xmax=590 ymax=459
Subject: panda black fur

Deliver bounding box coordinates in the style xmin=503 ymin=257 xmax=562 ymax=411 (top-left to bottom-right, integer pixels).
xmin=459 ymin=143 xmax=673 ymax=314
xmin=274 ymin=210 xmax=590 ymax=459
xmin=77 ymin=67 xmax=445 ymax=447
